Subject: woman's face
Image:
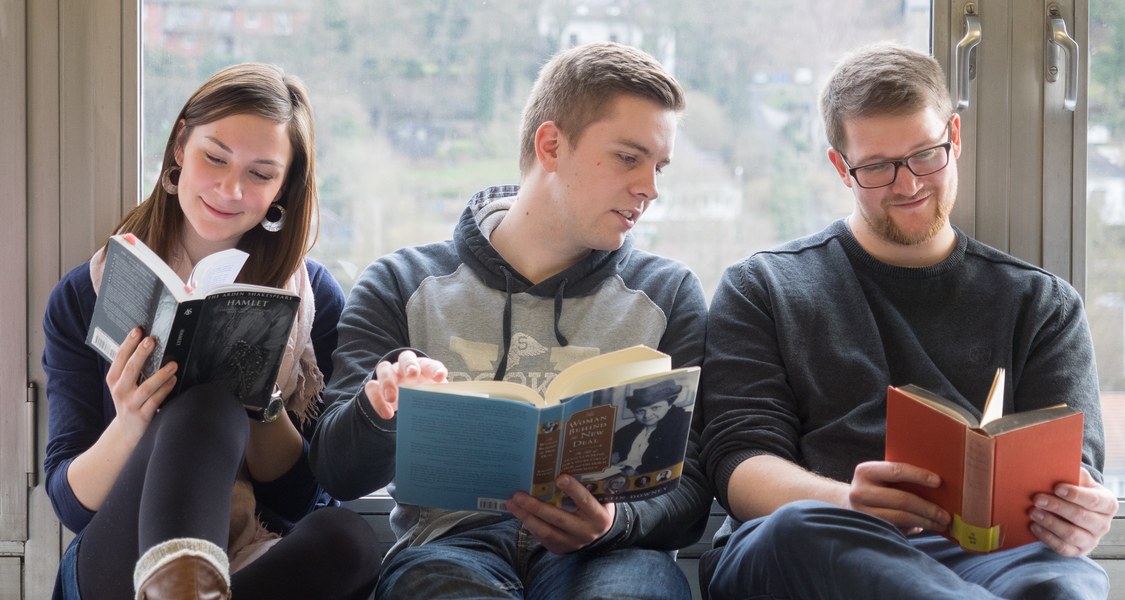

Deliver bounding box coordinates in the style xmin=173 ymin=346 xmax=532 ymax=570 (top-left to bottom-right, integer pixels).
xmin=630 ymin=400 xmax=672 ymax=427
xmin=174 ymin=113 xmax=293 ymax=253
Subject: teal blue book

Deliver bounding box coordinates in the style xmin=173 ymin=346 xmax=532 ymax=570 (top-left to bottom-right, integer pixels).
xmin=394 ymin=346 xmax=700 ymax=512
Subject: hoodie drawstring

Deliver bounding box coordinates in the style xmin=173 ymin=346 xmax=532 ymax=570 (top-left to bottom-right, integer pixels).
xmin=553 ymin=279 xmax=569 ymax=347
xmin=493 ymin=268 xmax=515 ymax=380
xmin=493 ymin=272 xmax=570 ymax=381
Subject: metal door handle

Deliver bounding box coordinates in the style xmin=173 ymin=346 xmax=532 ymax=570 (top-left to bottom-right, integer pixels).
xmin=1047 ymin=4 xmax=1079 ymax=111
xmin=953 ymin=4 xmax=982 ymax=111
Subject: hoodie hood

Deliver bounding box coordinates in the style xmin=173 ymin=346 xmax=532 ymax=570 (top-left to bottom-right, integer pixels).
xmin=454 ymin=185 xmax=637 ymax=379
xmin=454 ymin=185 xmax=634 ymax=299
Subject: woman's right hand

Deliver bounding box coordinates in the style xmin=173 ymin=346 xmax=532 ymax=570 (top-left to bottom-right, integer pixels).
xmin=105 ymin=327 xmax=178 ymax=442
xmin=68 ymin=327 xmax=179 ymax=511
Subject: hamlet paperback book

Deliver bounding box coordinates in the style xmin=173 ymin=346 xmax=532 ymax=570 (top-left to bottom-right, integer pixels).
xmin=394 ymin=345 xmax=700 ymax=512
xmin=86 ymin=233 xmax=299 ymax=408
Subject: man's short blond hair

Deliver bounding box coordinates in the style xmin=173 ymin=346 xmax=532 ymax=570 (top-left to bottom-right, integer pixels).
xmin=519 ymin=42 xmax=685 ymax=175
xmin=819 ymin=43 xmax=953 ymax=153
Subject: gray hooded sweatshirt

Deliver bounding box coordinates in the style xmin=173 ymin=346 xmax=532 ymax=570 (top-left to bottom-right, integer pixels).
xmin=310 ymin=185 xmax=713 ymax=561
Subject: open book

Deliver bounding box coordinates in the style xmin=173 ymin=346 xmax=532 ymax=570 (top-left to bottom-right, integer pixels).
xmin=85 ymin=234 xmax=299 ymax=420
xmin=394 ymin=346 xmax=700 ymax=512
xmin=884 ymin=368 xmax=1083 ymax=552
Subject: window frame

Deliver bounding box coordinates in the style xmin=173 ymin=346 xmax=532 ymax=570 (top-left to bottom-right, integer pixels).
xmin=5 ymin=1 xmax=1122 ymax=596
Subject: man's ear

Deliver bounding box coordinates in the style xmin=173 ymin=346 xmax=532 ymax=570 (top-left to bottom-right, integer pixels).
xmin=827 ymin=147 xmax=853 ymax=188
xmin=535 ymin=121 xmax=563 ymax=173
xmin=949 ymin=112 xmax=962 ymax=160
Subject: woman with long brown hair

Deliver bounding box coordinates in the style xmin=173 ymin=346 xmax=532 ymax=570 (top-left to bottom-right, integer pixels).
xmin=43 ymin=63 xmax=380 ymax=599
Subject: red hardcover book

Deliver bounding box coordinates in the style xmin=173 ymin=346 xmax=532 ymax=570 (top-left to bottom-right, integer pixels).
xmin=885 ymin=369 xmax=1083 ymax=552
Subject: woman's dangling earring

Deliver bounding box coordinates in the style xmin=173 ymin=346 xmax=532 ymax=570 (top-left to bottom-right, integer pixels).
xmin=260 ymin=202 xmax=286 ymax=232
xmin=161 ymin=166 xmax=181 ymax=195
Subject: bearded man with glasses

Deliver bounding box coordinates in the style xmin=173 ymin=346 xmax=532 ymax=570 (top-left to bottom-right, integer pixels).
xmin=698 ymin=42 xmax=1115 ymax=599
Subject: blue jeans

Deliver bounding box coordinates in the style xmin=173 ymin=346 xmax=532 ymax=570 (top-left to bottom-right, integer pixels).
xmin=53 ymin=531 xmax=82 ymax=599
xmin=707 ymin=500 xmax=1109 ymax=600
xmin=377 ymin=517 xmax=690 ymax=599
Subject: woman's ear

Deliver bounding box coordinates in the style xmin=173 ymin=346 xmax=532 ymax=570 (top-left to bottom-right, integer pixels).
xmin=171 ymin=118 xmax=188 ymax=166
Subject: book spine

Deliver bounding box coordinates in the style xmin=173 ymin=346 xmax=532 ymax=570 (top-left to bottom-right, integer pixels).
xmin=954 ymin=430 xmax=1001 ymax=552
xmin=161 ymin=299 xmax=203 ymax=393
xmin=530 ymin=416 xmax=563 ymax=503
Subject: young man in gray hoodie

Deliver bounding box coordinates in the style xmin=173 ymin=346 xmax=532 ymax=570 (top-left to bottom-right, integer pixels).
xmin=310 ymin=41 xmax=711 ymax=599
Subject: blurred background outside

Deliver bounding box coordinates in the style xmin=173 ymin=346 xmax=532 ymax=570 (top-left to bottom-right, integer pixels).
xmin=139 ymin=0 xmax=1125 ymax=494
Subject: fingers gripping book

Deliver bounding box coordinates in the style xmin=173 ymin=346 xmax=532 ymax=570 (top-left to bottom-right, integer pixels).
xmin=394 ymin=346 xmax=701 ymax=512
xmin=85 ymin=234 xmax=299 ymax=421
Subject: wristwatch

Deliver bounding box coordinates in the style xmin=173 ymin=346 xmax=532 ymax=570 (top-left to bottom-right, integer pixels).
xmin=246 ymin=384 xmax=284 ymax=423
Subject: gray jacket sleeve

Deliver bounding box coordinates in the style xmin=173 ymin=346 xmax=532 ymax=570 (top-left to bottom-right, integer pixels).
xmin=309 ymin=258 xmax=413 ymax=500
xmin=1015 ymin=277 xmax=1104 ymax=479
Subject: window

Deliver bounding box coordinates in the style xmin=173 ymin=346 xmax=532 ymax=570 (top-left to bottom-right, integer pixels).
xmin=141 ymin=2 xmax=1125 ymax=497
xmin=1088 ymin=0 xmax=1125 ymax=495
xmin=142 ymin=0 xmax=930 ymax=297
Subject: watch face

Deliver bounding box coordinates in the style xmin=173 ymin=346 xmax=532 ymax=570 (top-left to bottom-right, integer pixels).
xmin=259 ymin=393 xmax=284 ymax=423
xmin=247 ymin=386 xmax=284 ymax=423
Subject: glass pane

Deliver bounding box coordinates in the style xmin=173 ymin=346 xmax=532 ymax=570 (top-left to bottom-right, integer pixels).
xmin=1088 ymin=1 xmax=1125 ymax=496
xmin=141 ymin=0 xmax=931 ymax=295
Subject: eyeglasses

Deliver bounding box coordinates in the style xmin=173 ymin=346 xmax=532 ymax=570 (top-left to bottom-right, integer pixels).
xmin=840 ymin=140 xmax=953 ymax=189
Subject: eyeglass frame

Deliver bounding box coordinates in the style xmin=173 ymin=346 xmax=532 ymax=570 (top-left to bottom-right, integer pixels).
xmin=837 ymin=126 xmax=955 ymax=189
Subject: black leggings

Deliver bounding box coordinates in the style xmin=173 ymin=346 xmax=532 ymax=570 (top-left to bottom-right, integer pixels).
xmin=75 ymin=384 xmax=381 ymax=599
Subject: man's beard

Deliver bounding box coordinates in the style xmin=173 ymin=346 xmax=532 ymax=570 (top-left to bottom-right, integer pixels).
xmin=867 ymin=187 xmax=954 ymax=246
